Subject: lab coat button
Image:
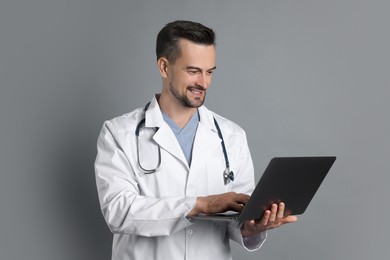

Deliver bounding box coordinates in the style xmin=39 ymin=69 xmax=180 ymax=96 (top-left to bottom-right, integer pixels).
xmin=187 ymin=229 xmax=193 ymax=235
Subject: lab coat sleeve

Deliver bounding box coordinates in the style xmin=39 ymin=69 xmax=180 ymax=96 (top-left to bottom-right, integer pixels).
xmin=94 ymin=121 xmax=195 ymax=237
xmin=228 ymin=222 xmax=267 ymax=251
xmin=226 ymin=130 xmax=267 ymax=250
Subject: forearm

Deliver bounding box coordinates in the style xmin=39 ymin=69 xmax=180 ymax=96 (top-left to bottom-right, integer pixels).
xmin=100 ymin=191 xmax=197 ymax=236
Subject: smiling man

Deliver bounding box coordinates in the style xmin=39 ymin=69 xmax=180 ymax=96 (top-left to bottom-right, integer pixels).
xmin=95 ymin=20 xmax=297 ymax=260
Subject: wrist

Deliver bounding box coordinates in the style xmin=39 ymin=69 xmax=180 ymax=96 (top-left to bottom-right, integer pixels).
xmin=241 ymin=223 xmax=251 ymax=237
xmin=241 ymin=221 xmax=265 ymax=238
xmin=187 ymin=197 xmax=205 ymax=217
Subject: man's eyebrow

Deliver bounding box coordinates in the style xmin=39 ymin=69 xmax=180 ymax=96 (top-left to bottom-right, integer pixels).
xmin=186 ymin=66 xmax=217 ymax=71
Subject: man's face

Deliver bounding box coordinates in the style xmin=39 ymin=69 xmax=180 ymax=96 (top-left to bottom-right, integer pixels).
xmin=166 ymin=39 xmax=216 ymax=108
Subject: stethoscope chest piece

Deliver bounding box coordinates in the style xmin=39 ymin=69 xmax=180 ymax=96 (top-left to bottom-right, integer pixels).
xmin=223 ymin=168 xmax=234 ymax=185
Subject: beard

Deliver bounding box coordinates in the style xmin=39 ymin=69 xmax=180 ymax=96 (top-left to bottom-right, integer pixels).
xmin=169 ymin=83 xmax=206 ymax=108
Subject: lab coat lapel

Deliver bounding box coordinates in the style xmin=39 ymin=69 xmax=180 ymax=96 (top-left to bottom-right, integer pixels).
xmin=153 ymin=124 xmax=188 ymax=168
xmin=191 ymin=123 xmax=221 ymax=164
xmin=190 ymin=107 xmax=221 ymax=172
xmin=145 ymin=96 xmax=188 ymax=168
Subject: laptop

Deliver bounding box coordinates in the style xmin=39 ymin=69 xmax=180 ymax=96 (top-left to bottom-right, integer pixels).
xmin=191 ymin=156 xmax=336 ymax=222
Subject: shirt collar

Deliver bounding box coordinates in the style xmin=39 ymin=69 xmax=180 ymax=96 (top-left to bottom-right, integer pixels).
xmin=144 ymin=94 xmax=217 ymax=132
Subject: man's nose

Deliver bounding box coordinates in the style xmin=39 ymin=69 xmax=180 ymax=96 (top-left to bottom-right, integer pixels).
xmin=196 ymin=73 xmax=210 ymax=89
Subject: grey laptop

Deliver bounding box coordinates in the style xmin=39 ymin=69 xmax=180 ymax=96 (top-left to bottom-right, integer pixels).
xmin=192 ymin=156 xmax=336 ymax=222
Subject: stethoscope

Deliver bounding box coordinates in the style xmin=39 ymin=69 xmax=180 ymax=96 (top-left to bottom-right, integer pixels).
xmin=135 ymin=102 xmax=235 ymax=185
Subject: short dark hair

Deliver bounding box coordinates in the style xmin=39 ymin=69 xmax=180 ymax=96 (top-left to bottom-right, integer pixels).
xmin=156 ymin=20 xmax=216 ymax=63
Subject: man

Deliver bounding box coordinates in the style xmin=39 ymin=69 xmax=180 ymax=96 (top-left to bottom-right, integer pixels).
xmin=95 ymin=20 xmax=297 ymax=260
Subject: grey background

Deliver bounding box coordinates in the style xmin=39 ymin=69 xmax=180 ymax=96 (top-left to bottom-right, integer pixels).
xmin=1 ymin=0 xmax=389 ymax=259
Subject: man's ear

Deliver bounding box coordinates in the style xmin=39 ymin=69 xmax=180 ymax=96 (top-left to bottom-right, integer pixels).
xmin=157 ymin=57 xmax=169 ymax=79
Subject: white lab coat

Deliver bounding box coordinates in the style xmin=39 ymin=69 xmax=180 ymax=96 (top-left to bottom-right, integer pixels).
xmin=95 ymin=96 xmax=266 ymax=260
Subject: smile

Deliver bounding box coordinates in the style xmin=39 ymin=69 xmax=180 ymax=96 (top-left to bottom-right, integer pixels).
xmin=187 ymin=87 xmax=205 ymax=96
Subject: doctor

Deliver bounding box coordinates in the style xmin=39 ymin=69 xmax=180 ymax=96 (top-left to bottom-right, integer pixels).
xmin=95 ymin=20 xmax=297 ymax=260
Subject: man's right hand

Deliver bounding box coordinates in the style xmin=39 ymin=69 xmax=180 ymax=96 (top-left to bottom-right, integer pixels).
xmin=187 ymin=192 xmax=250 ymax=217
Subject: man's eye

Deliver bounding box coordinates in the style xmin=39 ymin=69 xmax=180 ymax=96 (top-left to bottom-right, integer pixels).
xmin=188 ymin=70 xmax=198 ymax=74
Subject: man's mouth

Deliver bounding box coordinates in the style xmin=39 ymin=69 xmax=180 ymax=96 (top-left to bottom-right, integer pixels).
xmin=187 ymin=86 xmax=205 ymax=95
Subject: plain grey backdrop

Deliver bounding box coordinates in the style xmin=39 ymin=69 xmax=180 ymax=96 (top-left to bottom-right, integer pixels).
xmin=1 ymin=0 xmax=389 ymax=259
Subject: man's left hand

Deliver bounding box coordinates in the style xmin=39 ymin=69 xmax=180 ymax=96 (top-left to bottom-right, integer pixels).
xmin=241 ymin=202 xmax=298 ymax=237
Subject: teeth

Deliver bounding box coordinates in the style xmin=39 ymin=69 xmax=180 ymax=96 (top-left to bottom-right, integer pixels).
xmin=188 ymin=88 xmax=204 ymax=95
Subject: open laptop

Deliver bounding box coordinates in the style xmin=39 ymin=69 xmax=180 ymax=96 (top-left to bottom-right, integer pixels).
xmin=191 ymin=156 xmax=336 ymax=222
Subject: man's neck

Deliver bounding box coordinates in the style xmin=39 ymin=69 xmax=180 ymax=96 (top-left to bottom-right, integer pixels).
xmin=158 ymin=93 xmax=197 ymax=129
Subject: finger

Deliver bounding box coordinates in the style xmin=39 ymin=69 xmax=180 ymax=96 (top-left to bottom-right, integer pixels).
xmin=234 ymin=193 xmax=250 ymax=205
xmin=282 ymin=215 xmax=298 ymax=224
xmin=276 ymin=202 xmax=285 ymax=219
xmin=228 ymin=201 xmax=245 ymax=212
xmin=269 ymin=203 xmax=278 ymax=223
xmin=261 ymin=210 xmax=271 ymax=225
xmin=245 ymin=219 xmax=256 ymax=227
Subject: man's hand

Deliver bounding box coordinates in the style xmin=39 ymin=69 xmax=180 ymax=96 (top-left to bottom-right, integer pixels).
xmin=241 ymin=202 xmax=298 ymax=237
xmin=187 ymin=192 xmax=249 ymax=217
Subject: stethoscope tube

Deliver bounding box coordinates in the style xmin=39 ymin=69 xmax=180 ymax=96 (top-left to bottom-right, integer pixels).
xmin=213 ymin=118 xmax=234 ymax=184
xmin=136 ymin=117 xmax=161 ymax=174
